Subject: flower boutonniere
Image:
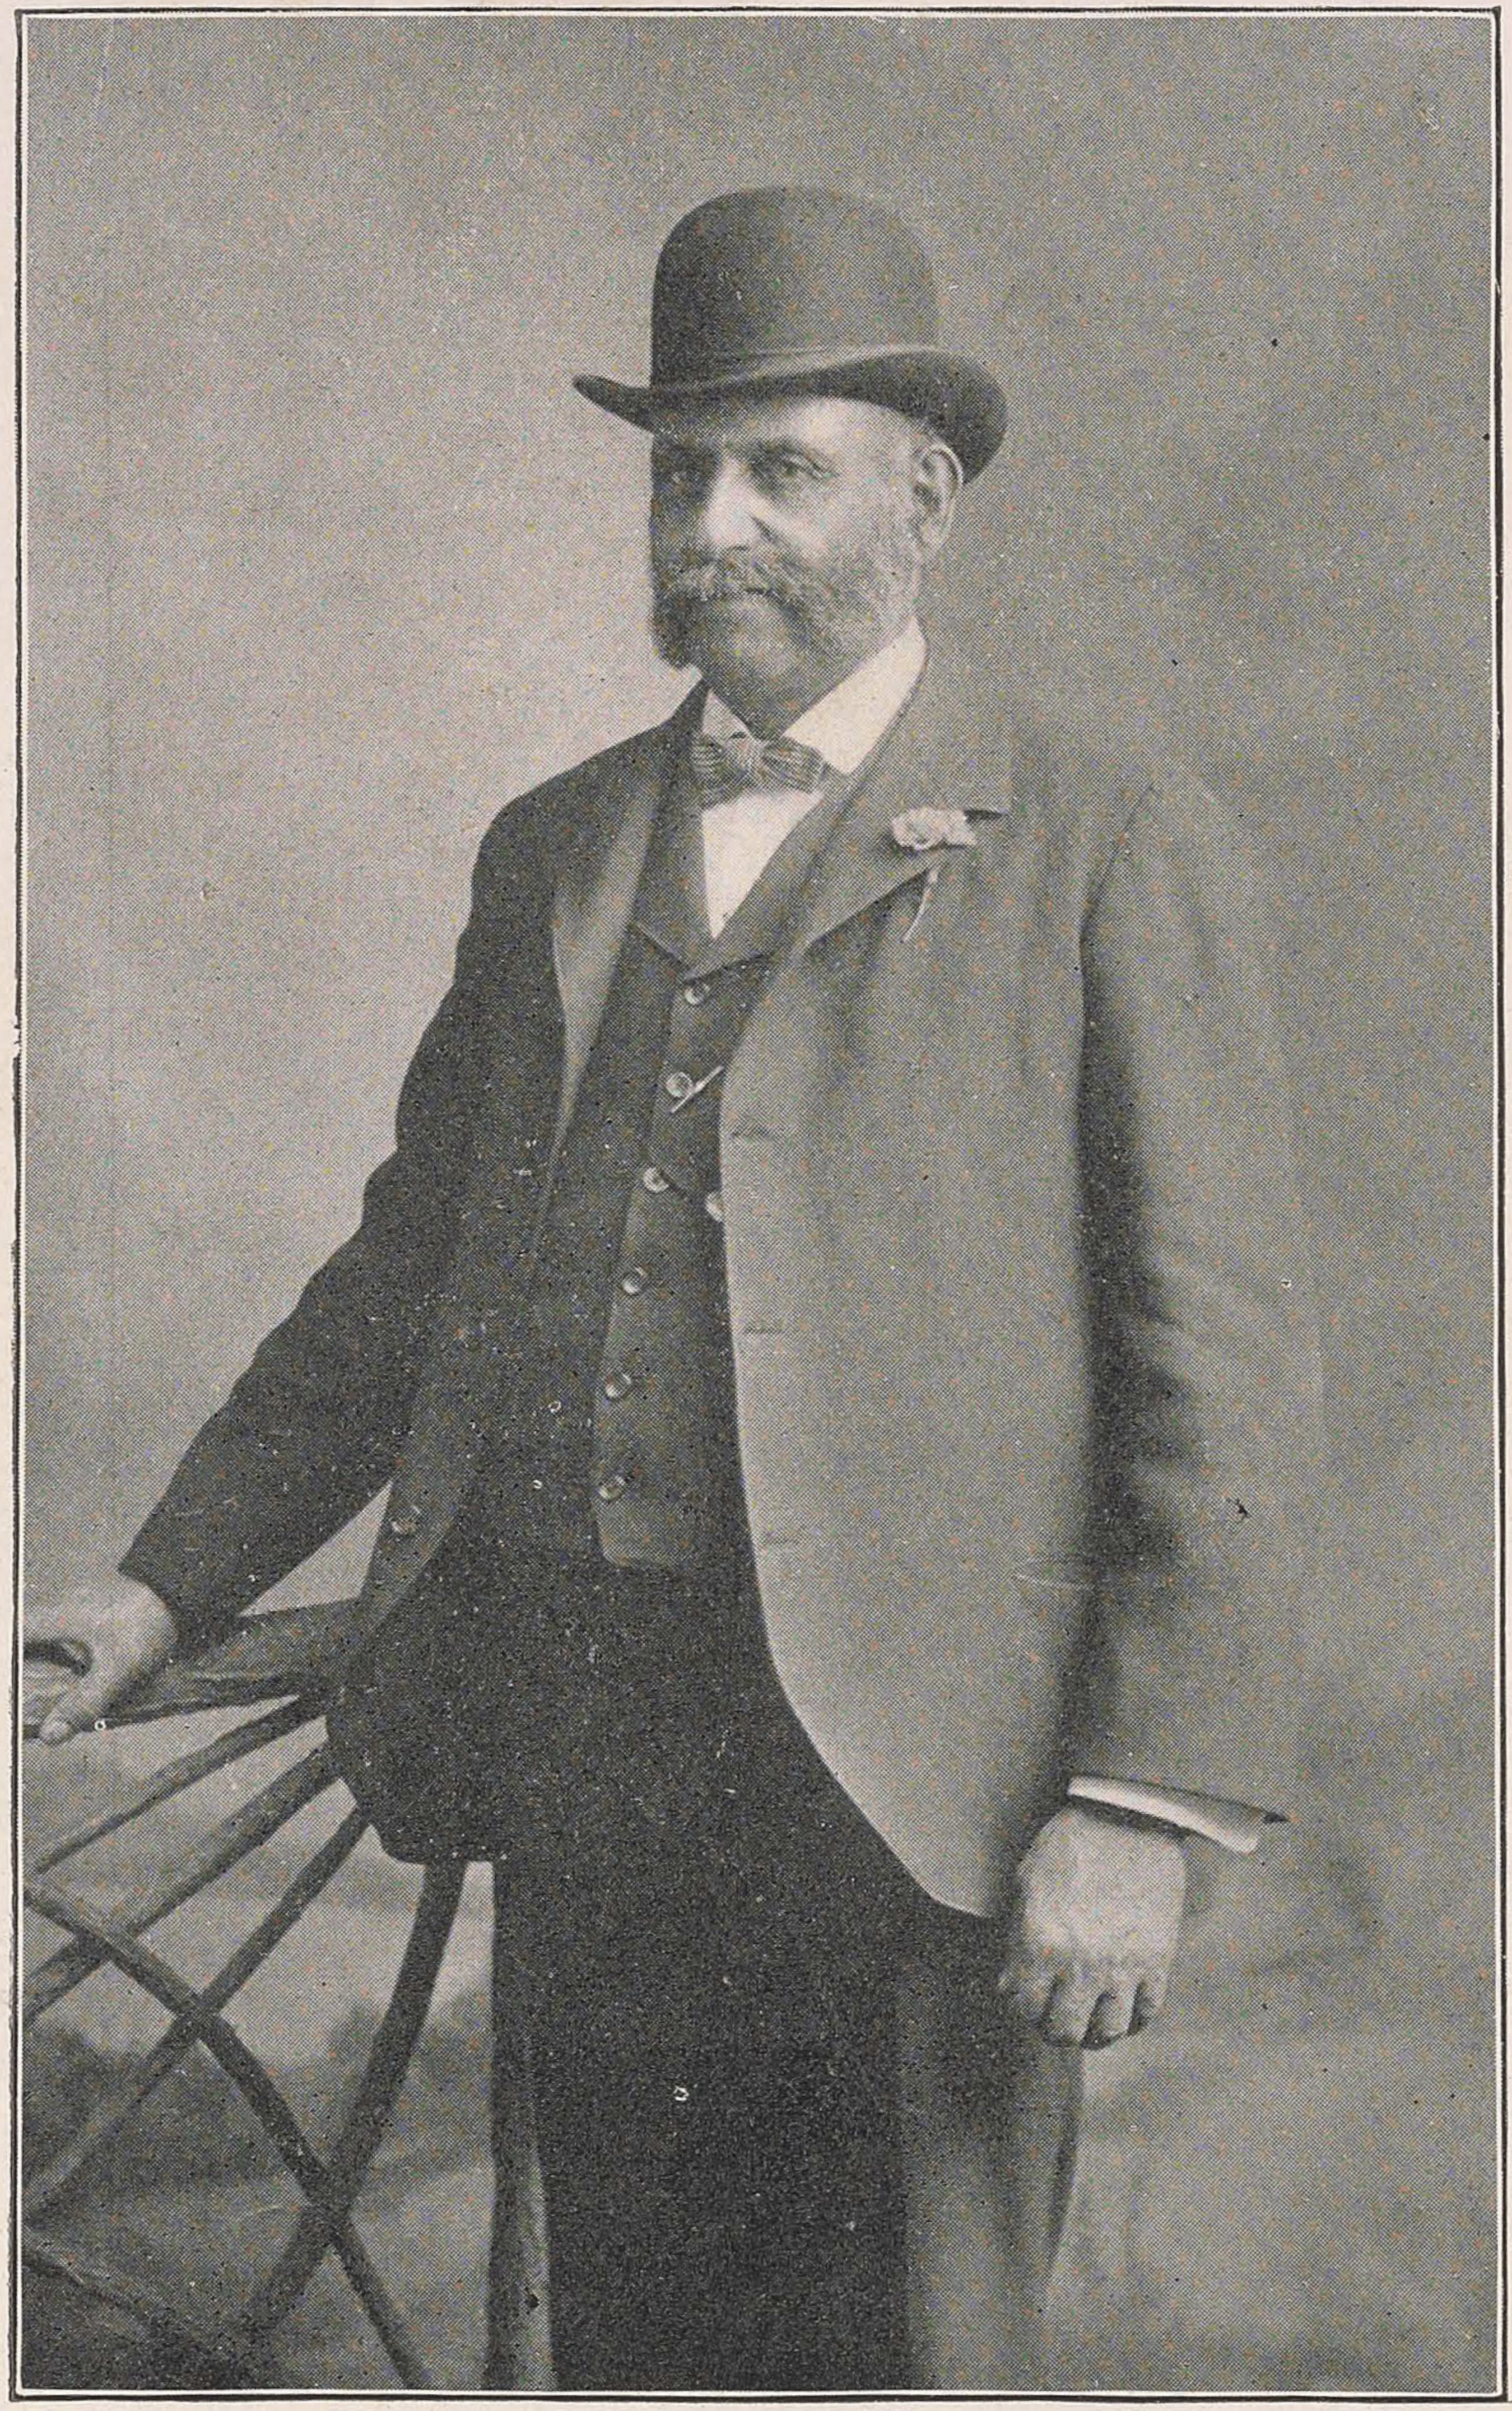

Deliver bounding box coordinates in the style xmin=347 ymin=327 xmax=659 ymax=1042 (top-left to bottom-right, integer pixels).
xmin=890 ymin=806 xmax=978 ymax=854
xmin=891 ymin=808 xmax=978 ymax=940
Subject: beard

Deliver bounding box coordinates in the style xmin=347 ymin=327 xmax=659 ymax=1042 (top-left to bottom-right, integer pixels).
xmin=650 ymin=503 xmax=922 ymax=705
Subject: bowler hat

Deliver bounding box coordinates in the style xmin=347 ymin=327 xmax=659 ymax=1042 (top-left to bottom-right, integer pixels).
xmin=575 ymin=187 xmax=1007 ymax=482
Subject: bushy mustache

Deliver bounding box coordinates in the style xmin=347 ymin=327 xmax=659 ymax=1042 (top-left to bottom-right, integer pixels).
xmin=650 ymin=511 xmax=923 ymax=676
xmin=653 ymin=547 xmax=831 ymax=616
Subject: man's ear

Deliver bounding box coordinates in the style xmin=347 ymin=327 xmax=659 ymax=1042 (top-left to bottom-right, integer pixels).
xmin=911 ymin=437 xmax=965 ymax=556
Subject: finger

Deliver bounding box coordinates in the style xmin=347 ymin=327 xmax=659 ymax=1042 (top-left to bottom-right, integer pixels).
xmin=1130 ymin=1974 xmax=1167 ymax=2031
xmin=37 ymin=1682 xmax=96 ymax=1745
xmin=45 ymin=1646 xmax=139 ymax=1740
xmin=24 ymin=1636 xmax=87 ymax=1698
xmin=1043 ymin=1971 xmax=1104 ymax=2049
xmin=34 ymin=1654 xmax=95 ymax=1744
xmin=1085 ymin=1989 xmax=1136 ymax=2050
xmin=27 ymin=1617 xmax=97 ymax=1741
xmin=29 ymin=1671 xmax=78 ymax=1743
xmin=998 ymin=1958 xmax=1056 ymax=2029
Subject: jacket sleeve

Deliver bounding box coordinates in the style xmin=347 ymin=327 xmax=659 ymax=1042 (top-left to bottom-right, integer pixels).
xmin=120 ymin=811 xmax=542 ymax=1651
xmin=1065 ymin=776 xmax=1326 ymax=1815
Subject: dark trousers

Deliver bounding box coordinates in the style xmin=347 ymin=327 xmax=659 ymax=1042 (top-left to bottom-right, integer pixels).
xmin=514 ymin=2007 xmax=906 ymax=2389
xmin=473 ymin=1548 xmax=929 ymax=2391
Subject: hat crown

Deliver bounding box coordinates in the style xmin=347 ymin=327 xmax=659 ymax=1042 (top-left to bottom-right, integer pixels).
xmin=650 ymin=187 xmax=942 ymax=384
xmin=574 ymin=185 xmax=1007 ymax=481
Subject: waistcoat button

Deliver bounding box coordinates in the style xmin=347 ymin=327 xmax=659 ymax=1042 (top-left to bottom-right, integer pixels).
xmin=641 ymin=1165 xmax=671 ymax=1194
xmin=603 ymin=1370 xmax=634 ymax=1400
xmin=618 ymin=1265 xmax=649 ymax=1296
xmin=704 ymin=1191 xmax=725 ymax=1223
xmin=596 ymin=1472 xmax=629 ymax=1502
xmin=664 ymin=1069 xmax=696 ymax=1104
xmin=682 ymin=979 xmax=711 ymax=1006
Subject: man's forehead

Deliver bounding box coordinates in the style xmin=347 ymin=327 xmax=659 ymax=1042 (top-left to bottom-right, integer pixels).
xmin=649 ymin=390 xmax=911 ymax=459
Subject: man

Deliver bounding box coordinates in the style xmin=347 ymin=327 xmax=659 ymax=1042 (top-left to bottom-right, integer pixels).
xmin=31 ymin=188 xmax=1323 ymax=2388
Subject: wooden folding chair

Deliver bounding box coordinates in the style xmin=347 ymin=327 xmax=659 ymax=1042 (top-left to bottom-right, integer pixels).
xmin=21 ymin=1600 xmax=538 ymax=2389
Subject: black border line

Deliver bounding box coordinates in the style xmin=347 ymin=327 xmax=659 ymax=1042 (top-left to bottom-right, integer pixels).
xmin=11 ymin=7 xmax=23 ymax=2405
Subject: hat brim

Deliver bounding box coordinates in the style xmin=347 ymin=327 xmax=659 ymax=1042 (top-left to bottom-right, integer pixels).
xmin=574 ymin=346 xmax=1007 ymax=482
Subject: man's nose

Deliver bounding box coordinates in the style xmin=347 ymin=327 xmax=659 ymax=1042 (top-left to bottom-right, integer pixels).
xmin=692 ymin=460 xmax=764 ymax=552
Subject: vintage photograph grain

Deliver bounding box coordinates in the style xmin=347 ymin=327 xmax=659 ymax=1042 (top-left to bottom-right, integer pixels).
xmin=20 ymin=12 xmax=1498 ymax=2392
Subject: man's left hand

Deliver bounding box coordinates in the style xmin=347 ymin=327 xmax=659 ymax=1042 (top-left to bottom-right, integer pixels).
xmin=999 ymin=1804 xmax=1187 ymax=2049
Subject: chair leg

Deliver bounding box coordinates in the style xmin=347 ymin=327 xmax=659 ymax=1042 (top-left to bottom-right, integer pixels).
xmin=485 ymin=1929 xmax=550 ymax=2390
xmin=236 ymin=1858 xmax=467 ymax=2384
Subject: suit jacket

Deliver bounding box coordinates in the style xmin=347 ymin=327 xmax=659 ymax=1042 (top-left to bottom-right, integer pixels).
xmin=124 ymin=639 xmax=1325 ymax=1917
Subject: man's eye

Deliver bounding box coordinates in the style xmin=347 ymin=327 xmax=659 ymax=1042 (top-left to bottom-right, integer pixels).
xmin=653 ymin=455 xmax=701 ymax=495
xmin=760 ymin=455 xmax=817 ymax=488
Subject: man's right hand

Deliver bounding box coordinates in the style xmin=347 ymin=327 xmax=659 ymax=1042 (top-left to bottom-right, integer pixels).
xmin=26 ymin=1576 xmax=178 ymax=1744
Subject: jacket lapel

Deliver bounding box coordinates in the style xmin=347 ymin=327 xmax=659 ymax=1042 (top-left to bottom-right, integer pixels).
xmin=784 ymin=639 xmax=1016 ymax=959
xmin=546 ymin=644 xmax=1015 ymax=1147
xmin=549 ymin=683 xmax=704 ymax=1151
xmin=631 ymin=761 xmax=712 ymax=967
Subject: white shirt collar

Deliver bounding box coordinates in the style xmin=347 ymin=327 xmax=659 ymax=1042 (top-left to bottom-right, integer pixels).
xmin=701 ymin=618 xmax=927 ymax=776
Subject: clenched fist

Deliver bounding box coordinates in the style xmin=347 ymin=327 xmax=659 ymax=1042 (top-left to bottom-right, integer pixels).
xmin=999 ymin=1803 xmax=1187 ymax=2049
xmin=25 ymin=1576 xmax=177 ymax=1744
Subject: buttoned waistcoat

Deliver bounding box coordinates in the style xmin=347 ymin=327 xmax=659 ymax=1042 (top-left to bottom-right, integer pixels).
xmin=125 ymin=640 xmax=1325 ymax=1919
xmin=475 ymin=745 xmax=855 ymax=1571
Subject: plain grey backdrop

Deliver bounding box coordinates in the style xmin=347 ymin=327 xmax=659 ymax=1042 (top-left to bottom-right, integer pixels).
xmin=24 ymin=10 xmax=1497 ymax=2391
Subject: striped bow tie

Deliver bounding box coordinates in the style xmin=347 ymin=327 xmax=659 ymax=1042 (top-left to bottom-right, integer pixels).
xmin=691 ymin=729 xmax=830 ymax=803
